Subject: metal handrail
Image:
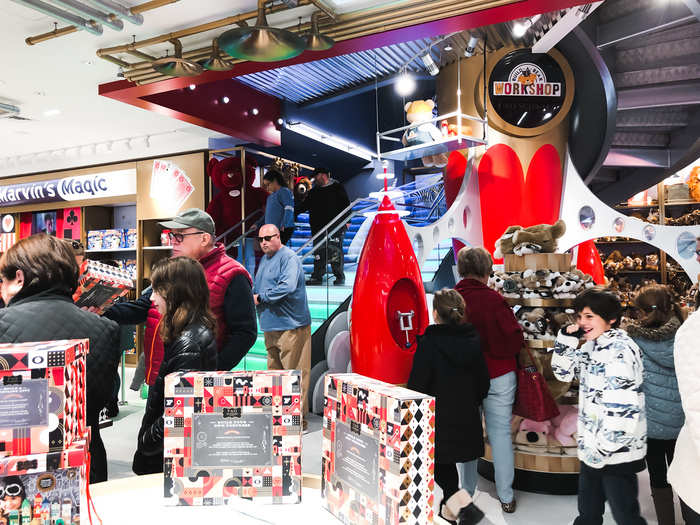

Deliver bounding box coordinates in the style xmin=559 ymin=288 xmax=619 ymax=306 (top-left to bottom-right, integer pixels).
xmin=215 ymin=208 xmax=264 ymax=244
xmin=293 ymin=178 xmax=446 ymax=261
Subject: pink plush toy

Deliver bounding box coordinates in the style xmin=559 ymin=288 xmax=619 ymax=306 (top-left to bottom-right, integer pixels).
xmin=514 ymin=418 xmax=552 ymax=453
xmin=520 ymin=418 xmax=552 ymax=434
xmin=550 ymin=404 xmax=578 ymax=447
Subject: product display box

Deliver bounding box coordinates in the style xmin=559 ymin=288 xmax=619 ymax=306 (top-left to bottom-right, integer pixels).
xmin=73 ymin=260 xmax=134 ymax=315
xmin=0 ymin=340 xmax=87 ymax=458
xmin=322 ymin=373 xmax=435 ymax=525
xmin=163 ymin=370 xmax=303 ymax=506
xmin=0 ymin=440 xmax=87 ymax=525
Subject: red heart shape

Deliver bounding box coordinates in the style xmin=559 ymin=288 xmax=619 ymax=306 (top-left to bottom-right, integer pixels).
xmin=477 ymin=143 xmax=562 ymax=257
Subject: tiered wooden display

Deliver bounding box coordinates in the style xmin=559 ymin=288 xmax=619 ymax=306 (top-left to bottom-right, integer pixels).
xmin=479 ymin=253 xmax=580 ymax=495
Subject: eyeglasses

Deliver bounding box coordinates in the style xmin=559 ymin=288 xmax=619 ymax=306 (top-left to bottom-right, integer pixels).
xmin=256 ymin=234 xmax=279 ymax=242
xmin=0 ymin=483 xmax=22 ymax=498
xmin=168 ymin=231 xmax=205 ymax=244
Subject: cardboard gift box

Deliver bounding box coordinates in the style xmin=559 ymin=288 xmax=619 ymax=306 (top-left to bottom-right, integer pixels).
xmin=322 ymin=373 xmax=435 ymax=525
xmin=0 ymin=340 xmax=87 ymax=458
xmin=73 ymin=260 xmax=134 ymax=315
xmin=163 ymin=370 xmax=303 ymax=506
xmin=0 ymin=440 xmax=87 ymax=525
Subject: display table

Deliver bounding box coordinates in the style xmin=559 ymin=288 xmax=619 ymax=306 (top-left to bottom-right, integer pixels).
xmin=89 ymin=474 xmax=332 ymax=524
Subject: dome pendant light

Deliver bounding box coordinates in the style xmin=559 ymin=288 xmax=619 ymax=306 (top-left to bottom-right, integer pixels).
xmin=219 ymin=1 xmax=306 ymax=62
xmin=198 ymin=37 xmax=235 ymax=71
xmin=152 ymin=39 xmax=204 ymax=77
xmin=306 ymin=12 xmax=334 ymax=51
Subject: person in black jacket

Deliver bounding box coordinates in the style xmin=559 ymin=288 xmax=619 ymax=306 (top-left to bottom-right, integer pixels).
xmin=132 ymin=256 xmax=217 ymax=475
xmin=0 ymin=234 xmax=120 ymax=483
xmin=295 ymin=167 xmax=350 ymax=286
xmin=408 ymin=288 xmax=490 ymax=525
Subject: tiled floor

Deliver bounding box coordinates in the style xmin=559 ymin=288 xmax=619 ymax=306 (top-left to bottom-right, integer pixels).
xmin=103 ymin=368 xmax=675 ymax=524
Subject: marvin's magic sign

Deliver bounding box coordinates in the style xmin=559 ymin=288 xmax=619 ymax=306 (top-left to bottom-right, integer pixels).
xmin=489 ymin=49 xmax=567 ymax=129
xmin=0 ymin=169 xmax=136 ymax=207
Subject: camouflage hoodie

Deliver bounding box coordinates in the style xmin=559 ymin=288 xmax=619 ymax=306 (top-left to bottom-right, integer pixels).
xmin=552 ymin=328 xmax=647 ymax=468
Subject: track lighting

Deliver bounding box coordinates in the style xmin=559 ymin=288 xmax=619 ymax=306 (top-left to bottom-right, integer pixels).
xmin=395 ymin=71 xmax=416 ymax=97
xmin=464 ymin=36 xmax=479 ymax=57
xmin=512 ymin=15 xmax=541 ymax=38
xmin=420 ymin=53 xmax=439 ymax=76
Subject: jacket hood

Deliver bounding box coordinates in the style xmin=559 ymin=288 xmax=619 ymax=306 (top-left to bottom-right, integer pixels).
xmin=624 ymin=316 xmax=681 ymax=342
xmin=420 ymin=323 xmax=480 ymax=367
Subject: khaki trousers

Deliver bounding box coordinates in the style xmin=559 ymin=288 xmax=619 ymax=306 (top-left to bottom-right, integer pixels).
xmin=264 ymin=325 xmax=311 ymax=416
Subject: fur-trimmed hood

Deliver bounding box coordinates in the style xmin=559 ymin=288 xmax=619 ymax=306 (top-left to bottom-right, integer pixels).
xmin=624 ymin=316 xmax=681 ymax=342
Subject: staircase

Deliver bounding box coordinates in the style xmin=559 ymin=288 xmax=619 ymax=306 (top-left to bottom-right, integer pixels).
xmin=234 ymin=178 xmax=449 ymax=371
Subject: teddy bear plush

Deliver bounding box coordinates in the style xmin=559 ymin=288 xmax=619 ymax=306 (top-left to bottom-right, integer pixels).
xmin=689 ymin=165 xmax=700 ymax=202
xmin=294 ymin=176 xmax=312 ymax=202
xmin=402 ymin=99 xmax=447 ymax=167
xmin=206 ymin=155 xmax=268 ymax=244
xmin=502 ymin=273 xmax=523 ymax=298
xmin=494 ymin=219 xmax=567 ymax=259
xmin=552 ymin=275 xmax=577 ymax=299
xmin=517 ymin=307 xmax=547 ymax=339
xmin=548 ymin=404 xmax=578 ymax=455
xmin=515 ymin=418 xmax=551 ymax=453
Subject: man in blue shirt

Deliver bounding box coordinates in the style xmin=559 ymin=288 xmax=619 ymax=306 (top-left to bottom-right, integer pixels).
xmin=253 ymin=224 xmax=312 ymax=420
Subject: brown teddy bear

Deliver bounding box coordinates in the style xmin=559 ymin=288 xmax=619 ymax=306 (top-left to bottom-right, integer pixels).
xmin=517 ymin=307 xmax=547 ymax=339
xmin=689 ymin=166 xmax=700 ymax=202
xmin=494 ymin=220 xmax=567 ymax=258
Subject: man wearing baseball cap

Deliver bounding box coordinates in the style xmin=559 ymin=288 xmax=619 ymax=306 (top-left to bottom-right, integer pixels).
xmin=104 ymin=209 xmax=257 ymax=386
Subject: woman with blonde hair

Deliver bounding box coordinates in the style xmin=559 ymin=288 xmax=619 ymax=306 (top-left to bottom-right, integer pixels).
xmin=408 ymin=288 xmax=490 ymax=524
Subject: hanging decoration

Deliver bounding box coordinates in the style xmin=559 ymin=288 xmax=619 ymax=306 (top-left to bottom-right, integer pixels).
xmin=152 ymin=38 xmax=203 ymax=77
xmin=198 ymin=37 xmax=235 ymax=71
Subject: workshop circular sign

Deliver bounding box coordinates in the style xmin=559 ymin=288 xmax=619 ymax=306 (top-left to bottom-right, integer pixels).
xmin=486 ymin=48 xmax=574 ymax=136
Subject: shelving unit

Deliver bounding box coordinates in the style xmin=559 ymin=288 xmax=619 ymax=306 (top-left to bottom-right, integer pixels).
xmin=86 ymin=248 xmax=137 ymax=253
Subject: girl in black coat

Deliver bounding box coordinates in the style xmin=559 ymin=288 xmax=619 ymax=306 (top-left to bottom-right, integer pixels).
xmin=408 ymin=288 xmax=490 ymax=525
xmin=132 ymin=257 xmax=217 ymax=475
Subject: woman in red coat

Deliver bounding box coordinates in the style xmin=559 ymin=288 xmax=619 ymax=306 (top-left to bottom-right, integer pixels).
xmin=454 ymin=247 xmax=524 ymax=513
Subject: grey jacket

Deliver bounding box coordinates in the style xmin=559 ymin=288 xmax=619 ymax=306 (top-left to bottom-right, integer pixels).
xmin=626 ymin=317 xmax=685 ymax=440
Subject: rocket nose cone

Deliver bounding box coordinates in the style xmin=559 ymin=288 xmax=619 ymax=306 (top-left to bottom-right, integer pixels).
xmin=378 ymin=195 xmax=395 ymax=211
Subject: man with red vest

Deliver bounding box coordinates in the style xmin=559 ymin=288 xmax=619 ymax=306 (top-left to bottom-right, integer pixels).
xmin=104 ymin=209 xmax=257 ymax=383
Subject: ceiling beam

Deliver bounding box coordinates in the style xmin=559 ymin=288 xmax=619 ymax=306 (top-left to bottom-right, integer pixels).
xmin=617 ymin=82 xmax=700 ymax=110
xmin=596 ymin=1 xmax=694 ymax=49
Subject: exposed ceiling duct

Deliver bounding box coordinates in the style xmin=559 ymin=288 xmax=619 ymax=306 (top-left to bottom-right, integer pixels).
xmin=10 ymin=0 xmax=103 ymax=36
xmin=0 ymin=103 xmax=21 ymax=119
xmin=84 ymin=0 xmax=144 ymax=25
xmin=53 ymin=0 xmax=125 ymax=32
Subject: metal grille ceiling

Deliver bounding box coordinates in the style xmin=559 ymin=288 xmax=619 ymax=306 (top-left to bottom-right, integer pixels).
xmin=236 ymin=12 xmax=564 ymax=103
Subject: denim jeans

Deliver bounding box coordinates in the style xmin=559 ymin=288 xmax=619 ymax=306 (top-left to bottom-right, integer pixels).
xmin=237 ymin=237 xmax=257 ymax=277
xmin=460 ymin=371 xmax=516 ymax=503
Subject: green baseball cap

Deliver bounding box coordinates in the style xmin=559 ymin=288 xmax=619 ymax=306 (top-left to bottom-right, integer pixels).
xmin=159 ymin=208 xmax=215 ymax=236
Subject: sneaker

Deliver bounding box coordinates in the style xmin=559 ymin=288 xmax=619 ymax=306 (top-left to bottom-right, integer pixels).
xmin=106 ymin=400 xmax=119 ymax=419
xmin=140 ymin=383 xmax=149 ymax=399
xmin=306 ymin=278 xmax=323 ymax=285
xmin=333 ymin=279 xmax=345 ymax=286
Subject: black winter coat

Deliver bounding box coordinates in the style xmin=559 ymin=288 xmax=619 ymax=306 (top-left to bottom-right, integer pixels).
xmin=407 ymin=323 xmax=491 ymax=463
xmin=132 ymin=322 xmax=216 ymax=475
xmin=294 ymin=179 xmax=351 ymax=234
xmin=0 ymin=291 xmax=120 ymax=483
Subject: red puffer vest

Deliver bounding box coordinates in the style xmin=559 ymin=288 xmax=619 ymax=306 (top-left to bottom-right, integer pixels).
xmin=143 ymin=244 xmax=252 ymax=384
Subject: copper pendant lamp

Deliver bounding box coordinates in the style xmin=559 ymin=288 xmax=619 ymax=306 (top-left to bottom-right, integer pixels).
xmin=152 ymin=38 xmax=204 ymax=77
xmin=306 ymin=12 xmax=334 ymax=51
xmin=219 ymin=1 xmax=306 ymax=62
xmin=198 ymin=37 xmax=235 ymax=71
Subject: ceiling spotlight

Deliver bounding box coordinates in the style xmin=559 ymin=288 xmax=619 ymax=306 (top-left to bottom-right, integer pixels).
xmin=198 ymin=37 xmax=235 ymax=71
xmin=464 ymin=36 xmax=479 ymax=57
xmin=512 ymin=14 xmax=541 ymax=38
xmin=189 ymin=84 xmax=196 ymax=90
xmin=251 ymin=108 xmax=259 ymax=116
xmin=153 ymin=39 xmax=204 ymax=77
xmin=420 ymin=53 xmax=439 ymax=76
xmin=276 ymin=117 xmax=284 ymax=126
xmin=306 ymin=11 xmax=335 ymax=51
xmin=219 ymin=1 xmax=307 ymax=62
xmin=395 ymin=71 xmax=416 ymax=97
xmin=144 ymin=136 xmax=151 ymax=148
xmin=222 ymin=96 xmax=230 ymax=104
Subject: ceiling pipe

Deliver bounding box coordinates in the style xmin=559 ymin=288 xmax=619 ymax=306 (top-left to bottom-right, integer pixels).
xmin=10 ymin=0 xmax=103 ymax=35
xmin=84 ymin=0 xmax=144 ymax=25
xmin=25 ymin=0 xmax=177 ymax=45
xmin=51 ymin=0 xmax=125 ymax=31
xmin=96 ymin=0 xmax=311 ymax=56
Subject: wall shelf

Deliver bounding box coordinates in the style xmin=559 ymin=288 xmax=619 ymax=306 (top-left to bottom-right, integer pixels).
xmin=143 ymin=245 xmax=172 ymax=251
xmin=86 ymin=247 xmax=137 ymax=253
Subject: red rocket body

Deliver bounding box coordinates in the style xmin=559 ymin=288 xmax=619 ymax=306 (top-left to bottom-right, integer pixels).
xmin=350 ymin=196 xmax=429 ymax=384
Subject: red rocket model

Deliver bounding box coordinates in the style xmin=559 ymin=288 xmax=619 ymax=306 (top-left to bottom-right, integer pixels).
xmin=350 ymin=194 xmax=429 ymax=384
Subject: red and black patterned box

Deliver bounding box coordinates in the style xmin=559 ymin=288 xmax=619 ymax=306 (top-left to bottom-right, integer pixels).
xmin=0 ymin=340 xmax=88 ymax=457
xmin=73 ymin=260 xmax=134 ymax=315
xmin=322 ymin=373 xmax=435 ymax=525
xmin=163 ymin=370 xmax=303 ymax=506
xmin=0 ymin=440 xmax=87 ymax=523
